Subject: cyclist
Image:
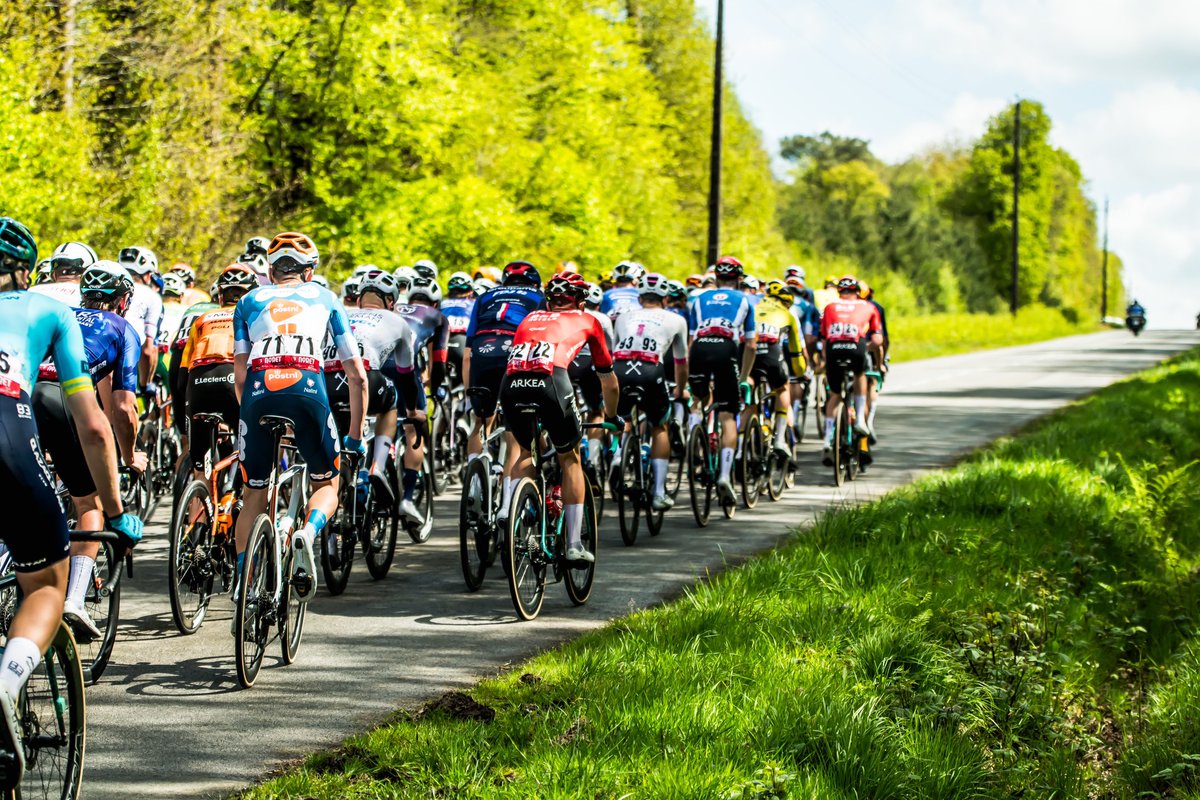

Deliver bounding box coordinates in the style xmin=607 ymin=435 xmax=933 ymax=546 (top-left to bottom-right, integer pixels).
xmin=612 ymin=273 xmax=688 ymax=510
xmin=820 ymin=276 xmax=883 ymax=465
xmin=463 ymin=261 xmax=545 ymax=517
xmin=500 ymin=271 xmax=619 ymax=563
xmin=786 ymin=275 xmax=821 ymax=435
xmin=859 ymin=281 xmax=889 ymax=443
xmin=686 ymin=255 xmax=756 ymax=503
xmin=600 ymin=261 xmax=644 ymax=321
xmin=742 ymin=275 xmax=762 ymax=306
xmin=754 ymin=280 xmax=806 ymax=459
xmin=666 ymin=280 xmax=689 ymax=319
xmin=117 ymin=246 xmax=165 ymax=390
xmin=393 ymin=266 xmax=417 ymax=303
xmin=180 ymin=264 xmax=257 ymax=479
xmin=414 ymin=259 xmax=439 ymax=282
xmin=324 ymin=269 xmax=424 ymax=512
xmin=341 ymin=275 xmax=362 ymax=307
xmin=169 ymin=263 xmax=211 ymax=306
xmin=813 ymin=274 xmax=839 ymax=313
xmin=573 ymin=282 xmax=614 ymax=480
xmin=394 ymin=275 xmax=449 ymax=522
xmin=232 ymin=232 xmax=367 ymax=602
xmin=29 ymin=242 xmax=97 ymax=307
xmin=441 ymin=271 xmax=476 ymax=385
xmin=309 ymin=275 xmax=330 ymax=289
xmin=0 ymin=219 xmax=140 ymax=785
xmin=159 ymin=272 xmax=187 ymax=384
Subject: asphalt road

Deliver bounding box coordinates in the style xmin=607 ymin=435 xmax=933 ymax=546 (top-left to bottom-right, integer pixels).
xmin=84 ymin=329 xmax=1199 ymax=799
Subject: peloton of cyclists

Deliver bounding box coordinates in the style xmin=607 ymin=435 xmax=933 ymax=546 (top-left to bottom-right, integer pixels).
xmin=820 ymin=276 xmax=884 ymax=465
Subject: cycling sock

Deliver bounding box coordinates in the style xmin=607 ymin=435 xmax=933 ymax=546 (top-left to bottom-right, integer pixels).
xmin=501 ymin=477 xmax=515 ymax=512
xmin=652 ymin=458 xmax=668 ymax=496
xmin=868 ymin=401 xmax=878 ymax=431
xmin=854 ymin=395 xmax=867 ymax=424
xmin=305 ymin=509 xmax=328 ymax=535
xmin=773 ymin=414 xmax=788 ymax=448
xmin=564 ymin=503 xmax=584 ymax=550
xmin=371 ymin=435 xmax=393 ymax=474
xmin=67 ymin=555 xmax=94 ymax=607
xmin=0 ymin=637 xmax=39 ymax=696
xmin=403 ymin=468 xmax=419 ymax=501
xmin=824 ymin=418 xmax=835 ymax=444
xmin=719 ymin=447 xmax=735 ymax=481
xmin=688 ymin=411 xmax=702 ymax=430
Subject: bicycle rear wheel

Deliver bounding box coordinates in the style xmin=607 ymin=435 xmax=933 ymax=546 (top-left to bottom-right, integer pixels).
xmin=564 ymin=481 xmax=598 ymax=606
xmin=505 ymin=479 xmax=546 ymax=621
xmin=78 ymin=541 xmax=120 ymax=685
xmin=458 ymin=457 xmax=491 ymax=591
xmin=832 ymin=402 xmax=847 ymax=487
xmin=740 ymin=412 xmax=763 ymax=509
xmin=665 ymin=420 xmax=685 ymax=500
xmin=616 ymin=432 xmax=641 ymax=546
xmin=687 ymin=427 xmax=712 ymax=527
xmin=14 ymin=622 xmax=86 ymax=800
xmin=320 ymin=479 xmax=355 ymax=596
xmin=428 ymin=404 xmax=447 ymax=496
xmin=279 ymin=546 xmax=306 ymax=666
xmin=168 ymin=480 xmax=215 ymax=635
xmin=235 ymin=514 xmax=275 ymax=689
xmin=767 ymin=432 xmax=787 ymax=501
xmin=362 ymin=487 xmax=399 ymax=580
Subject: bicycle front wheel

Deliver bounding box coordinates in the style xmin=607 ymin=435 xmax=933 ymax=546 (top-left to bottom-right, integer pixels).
xmin=616 ymin=433 xmax=641 ymax=547
xmin=406 ymin=469 xmax=435 ymax=544
xmin=458 ymin=457 xmax=491 ymax=592
xmin=79 ymin=541 xmax=120 ymax=685
xmin=279 ymin=545 xmax=306 ymax=666
xmin=564 ymin=480 xmax=598 ymax=606
xmin=687 ymin=427 xmax=712 ymax=527
xmin=13 ymin=622 xmax=86 ymax=800
xmin=235 ymin=514 xmax=276 ymax=689
xmin=428 ymin=404 xmax=447 ymax=496
xmin=505 ymin=479 xmax=546 ymax=621
xmin=832 ymin=402 xmax=847 ymax=487
xmin=168 ymin=480 xmax=215 ymax=635
xmin=740 ymin=412 xmax=763 ymax=509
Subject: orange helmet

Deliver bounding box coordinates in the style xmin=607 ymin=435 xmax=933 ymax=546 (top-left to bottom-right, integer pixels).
xmin=267 ymin=232 xmax=319 ymax=271
xmin=685 ymin=273 xmax=704 ymax=288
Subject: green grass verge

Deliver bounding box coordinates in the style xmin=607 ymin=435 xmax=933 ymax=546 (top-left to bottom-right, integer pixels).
xmin=238 ymin=350 xmax=1200 ymax=799
xmin=892 ymin=304 xmax=1100 ymax=362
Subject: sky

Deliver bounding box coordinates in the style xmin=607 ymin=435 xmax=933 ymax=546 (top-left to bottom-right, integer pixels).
xmin=699 ymin=0 xmax=1200 ymax=328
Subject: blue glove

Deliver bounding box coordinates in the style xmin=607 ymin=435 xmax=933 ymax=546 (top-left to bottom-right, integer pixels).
xmin=343 ymin=435 xmax=366 ymax=457
xmin=106 ymin=513 xmax=143 ymax=548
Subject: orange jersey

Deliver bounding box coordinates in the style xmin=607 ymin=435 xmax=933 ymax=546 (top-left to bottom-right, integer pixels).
xmin=181 ymin=308 xmax=237 ymax=368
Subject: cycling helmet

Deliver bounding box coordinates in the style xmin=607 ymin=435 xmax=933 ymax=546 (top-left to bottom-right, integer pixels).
xmin=836 ymin=275 xmax=860 ymax=294
xmin=245 ymin=236 xmax=270 ymax=256
xmin=701 ymin=273 xmax=716 ymax=287
xmin=858 ymin=280 xmax=873 ymax=300
xmin=502 ymin=260 xmax=541 ymax=287
xmin=473 ymin=277 xmax=496 ymax=295
xmin=413 ymin=259 xmax=438 ymax=280
xmin=638 ymin=272 xmax=670 ymax=298
xmin=267 ymin=232 xmax=319 ymax=273
xmin=118 ymin=245 xmax=158 ymax=276
xmin=341 ymin=277 xmax=361 ymax=301
xmin=393 ymin=265 xmax=417 ymax=287
xmin=545 ymin=270 xmax=588 ymax=302
xmin=214 ymin=263 xmax=258 ymax=300
xmin=169 ymin=263 xmax=196 ymax=284
xmin=474 ymin=266 xmax=502 ymax=283
xmin=667 ymin=279 xmax=687 ymax=301
xmin=352 ymin=264 xmax=378 ymax=279
xmin=161 ymin=272 xmax=186 ymax=298
xmin=823 ymin=273 xmax=838 ymax=288
xmin=49 ymin=241 xmax=98 ymax=277
xmin=584 ymin=282 xmax=603 ymax=308
xmin=359 ymin=269 xmax=400 ymax=302
xmin=81 ymin=260 xmax=135 ymax=300
xmin=0 ymin=217 xmax=37 ymax=273
xmin=309 ymin=274 xmax=330 ymax=289
xmin=713 ymin=255 xmax=744 ymax=278
xmin=685 ymin=274 xmax=703 ymax=288
xmin=612 ymin=260 xmax=645 ymax=284
xmin=409 ymin=275 xmax=442 ymax=304
xmin=765 ymin=280 xmax=792 ymax=305
xmin=742 ymin=275 xmax=761 ymax=292
xmin=31 ymin=258 xmax=52 ymax=285
xmin=783 ymin=265 xmax=807 ymax=283
xmin=447 ymin=272 xmax=473 ymax=294
xmin=785 ymin=276 xmax=805 ymax=293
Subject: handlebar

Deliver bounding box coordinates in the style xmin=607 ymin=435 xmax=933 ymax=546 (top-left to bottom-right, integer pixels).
xmin=69 ymin=530 xmax=134 ymax=578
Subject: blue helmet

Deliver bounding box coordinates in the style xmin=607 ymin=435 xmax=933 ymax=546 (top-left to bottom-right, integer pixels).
xmin=0 ymin=217 xmax=37 ymax=273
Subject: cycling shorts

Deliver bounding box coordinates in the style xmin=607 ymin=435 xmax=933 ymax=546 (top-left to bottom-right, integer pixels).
xmin=0 ymin=390 xmax=70 ymax=572
xmin=186 ymin=363 xmax=238 ymax=472
xmin=825 ymin=340 xmax=867 ymax=393
xmin=446 ymin=333 xmax=466 ymax=385
xmin=325 ymin=370 xmax=399 ymax=438
xmin=752 ymin=353 xmax=788 ymax=392
xmin=168 ymin=343 xmax=188 ymax=433
xmin=32 ymin=382 xmax=95 ymax=498
xmin=615 ymin=360 xmax=671 ymax=426
xmin=467 ymin=334 xmax=512 ymax=418
xmin=238 ymin=370 xmax=340 ymax=488
xmin=500 ymin=368 xmax=581 ymax=455
xmin=688 ymin=337 xmax=741 ymax=414
xmin=569 ymin=352 xmax=603 ymax=415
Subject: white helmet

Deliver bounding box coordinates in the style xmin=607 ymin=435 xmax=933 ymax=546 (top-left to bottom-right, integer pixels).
xmin=473 ymin=277 xmax=496 ymax=295
xmin=359 ymin=269 xmax=400 ymax=302
xmin=784 ymin=265 xmax=807 ymax=283
xmin=341 ymin=276 xmax=361 ymax=299
xmin=117 ymin=245 xmax=158 ymax=276
xmin=352 ymin=264 xmax=377 ymax=278
xmin=50 ymin=241 xmax=98 ymax=276
xmin=409 ymin=275 xmax=442 ymax=304
xmin=161 ymin=272 xmax=187 ymax=298
xmin=742 ymin=275 xmax=761 ymax=292
xmin=584 ymin=282 xmax=603 ymax=307
xmin=612 ymin=260 xmax=645 ymax=283
xmin=393 ymin=266 xmax=417 ymax=288
xmin=638 ymin=272 xmax=670 ymax=298
xmin=447 ymin=271 xmax=473 ymax=294
xmin=414 ymin=259 xmax=438 ymax=281
xmin=309 ymin=274 xmax=330 ymax=288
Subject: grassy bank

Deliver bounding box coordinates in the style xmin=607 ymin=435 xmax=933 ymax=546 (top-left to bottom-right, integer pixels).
xmin=892 ymin=304 xmax=1099 ymax=362
xmin=239 ymin=351 xmax=1200 ymax=799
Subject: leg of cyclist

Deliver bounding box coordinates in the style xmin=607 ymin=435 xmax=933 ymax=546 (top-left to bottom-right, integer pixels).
xmin=397 ymin=372 xmax=428 ymax=523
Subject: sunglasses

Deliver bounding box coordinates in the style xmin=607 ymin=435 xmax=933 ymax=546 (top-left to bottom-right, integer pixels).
xmin=0 ymin=254 xmax=29 ymax=273
xmin=51 ymin=256 xmax=86 ymax=274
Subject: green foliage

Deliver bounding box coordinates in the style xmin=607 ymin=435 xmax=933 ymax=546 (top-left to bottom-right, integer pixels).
xmin=237 ymin=351 xmax=1200 ymax=798
xmin=0 ymin=0 xmax=784 ymax=283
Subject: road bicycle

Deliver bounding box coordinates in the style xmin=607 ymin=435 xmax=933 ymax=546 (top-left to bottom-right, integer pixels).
xmin=134 ymin=385 xmax=181 ymax=520
xmin=167 ymin=414 xmax=240 ymax=634
xmin=503 ymin=409 xmax=615 ymax=621
xmin=233 ymin=416 xmax=308 ymax=689
xmin=428 ymin=382 xmax=469 ymax=495
xmin=399 ymin=419 xmax=435 ymax=545
xmin=613 ymin=386 xmax=667 ymax=546
xmin=459 ymin=390 xmax=508 ymax=592
xmin=67 ymin=530 xmax=129 ymax=686
xmin=753 ymin=380 xmax=797 ymax=502
xmin=829 ymin=370 xmax=869 ymax=487
xmin=686 ymin=401 xmax=737 ymax=526
xmin=737 ymin=384 xmax=767 ymax=510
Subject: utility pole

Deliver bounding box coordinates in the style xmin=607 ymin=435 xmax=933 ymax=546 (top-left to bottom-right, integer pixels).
xmin=1010 ymin=99 xmax=1021 ymax=315
xmin=705 ymin=0 xmax=724 ymax=267
xmin=1101 ymin=196 xmax=1109 ymax=320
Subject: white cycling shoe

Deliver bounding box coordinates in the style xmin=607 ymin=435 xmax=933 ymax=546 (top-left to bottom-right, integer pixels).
xmin=291 ymin=528 xmax=318 ymax=602
xmin=716 ymin=477 xmax=736 ymax=504
xmin=564 ymin=546 xmax=595 ymax=564
xmin=399 ymin=498 xmax=423 ymax=524
xmin=63 ymin=598 xmax=102 ymax=644
xmin=651 ymin=493 xmax=674 ymax=512
xmin=853 ymin=420 xmax=871 ymax=437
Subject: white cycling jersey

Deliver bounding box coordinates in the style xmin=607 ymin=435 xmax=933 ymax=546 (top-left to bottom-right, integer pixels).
xmin=126 ymin=282 xmax=164 ymax=345
xmin=612 ymin=307 xmax=688 ymax=365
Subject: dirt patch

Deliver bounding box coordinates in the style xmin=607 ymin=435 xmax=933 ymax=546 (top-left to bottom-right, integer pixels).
xmin=420 ymin=691 xmax=497 ymax=723
xmin=553 ymin=716 xmax=590 ymax=745
xmin=518 ymin=672 xmax=542 ymax=684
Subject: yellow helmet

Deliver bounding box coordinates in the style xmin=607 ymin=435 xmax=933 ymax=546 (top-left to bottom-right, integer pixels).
xmin=765 ymin=279 xmax=792 ymax=304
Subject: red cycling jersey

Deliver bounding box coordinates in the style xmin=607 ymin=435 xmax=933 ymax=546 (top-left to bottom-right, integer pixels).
xmin=507 ymin=309 xmax=614 ymax=375
xmin=820 ymin=299 xmax=882 ymax=344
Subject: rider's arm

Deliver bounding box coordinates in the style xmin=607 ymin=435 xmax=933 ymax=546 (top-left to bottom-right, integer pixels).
xmin=739 ymin=299 xmax=757 ymax=382
xmin=588 ymin=316 xmax=619 ymax=415
xmin=232 ymin=298 xmax=251 ymax=404
xmin=344 ymin=356 xmax=369 ymax=439
xmin=109 ymin=383 xmax=140 ymax=469
xmin=671 ymin=319 xmax=689 ymax=396
xmin=428 ymin=314 xmax=449 ymax=392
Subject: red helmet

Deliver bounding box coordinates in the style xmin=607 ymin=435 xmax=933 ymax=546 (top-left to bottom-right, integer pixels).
xmin=545 ymin=270 xmax=588 ymax=302
xmin=714 ymin=255 xmax=744 ymax=278
xmin=502 ymin=260 xmax=541 ymax=287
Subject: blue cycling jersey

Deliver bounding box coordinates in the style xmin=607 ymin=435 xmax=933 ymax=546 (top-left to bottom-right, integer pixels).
xmin=687 ymin=287 xmax=756 ymax=341
xmin=466 ymin=285 xmax=544 ymax=340
xmin=746 ymin=293 xmax=762 ymax=307
xmin=0 ymin=291 xmax=91 ymax=399
xmin=791 ymin=298 xmax=821 ymax=339
xmin=440 ymin=296 xmax=475 ymax=335
xmin=600 ymin=286 xmax=640 ymax=320
xmin=38 ymin=309 xmax=140 ymax=393
xmin=394 ymin=303 xmax=449 ymax=359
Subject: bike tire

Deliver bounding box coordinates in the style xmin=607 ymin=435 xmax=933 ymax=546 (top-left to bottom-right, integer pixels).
xmin=505 ymin=478 xmax=546 ymax=621
xmin=14 ymin=622 xmax=86 ymax=800
xmin=687 ymin=426 xmax=713 ymax=527
xmin=740 ymin=411 xmax=763 ymax=509
xmin=280 ymin=545 xmax=306 ymax=666
xmin=795 ymin=387 xmax=808 ymax=444
xmin=832 ymin=402 xmax=847 ymax=487
xmin=79 ymin=541 xmax=120 ymax=685
xmin=320 ymin=475 xmax=355 ymax=596
xmin=235 ymin=514 xmax=275 ymax=689
xmin=767 ymin=434 xmax=787 ymax=502
xmin=616 ymin=432 xmax=641 ymax=546
xmin=362 ymin=492 xmax=399 ymax=580
xmin=168 ymin=480 xmax=215 ymax=635
xmin=406 ymin=469 xmax=435 ymax=544
xmin=666 ymin=421 xmax=686 ymax=500
xmin=564 ymin=480 xmax=598 ymax=606
xmin=458 ymin=457 xmax=491 ymax=592
xmin=428 ymin=404 xmax=446 ymax=496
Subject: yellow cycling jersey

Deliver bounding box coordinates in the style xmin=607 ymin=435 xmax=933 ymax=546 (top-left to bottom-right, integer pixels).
xmin=754 ymin=299 xmax=805 ymax=375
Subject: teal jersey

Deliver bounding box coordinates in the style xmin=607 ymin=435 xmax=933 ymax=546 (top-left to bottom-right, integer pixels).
xmin=0 ymin=291 xmax=92 ymax=398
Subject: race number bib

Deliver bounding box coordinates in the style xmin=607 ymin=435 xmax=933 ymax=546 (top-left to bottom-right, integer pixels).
xmin=614 ymin=334 xmax=661 ymax=364
xmin=507 ymin=340 xmax=556 ymax=374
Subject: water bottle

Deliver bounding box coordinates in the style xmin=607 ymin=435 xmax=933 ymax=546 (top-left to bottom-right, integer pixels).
xmin=356 ymin=467 xmax=370 ymax=508
xmin=581 ymin=436 xmax=590 ymax=463
xmin=640 ymin=442 xmax=650 ymax=472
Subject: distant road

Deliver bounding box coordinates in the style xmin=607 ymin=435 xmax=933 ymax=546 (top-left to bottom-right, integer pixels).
xmin=83 ymin=329 xmax=1199 ymax=799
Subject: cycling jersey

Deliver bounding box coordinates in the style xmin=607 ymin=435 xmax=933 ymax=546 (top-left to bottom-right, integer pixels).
xmin=0 ymin=291 xmax=91 ymax=398
xmin=687 ymin=287 xmax=756 ymax=341
xmin=440 ymin=296 xmax=475 ymax=335
xmin=323 ymin=308 xmax=415 ymax=375
xmin=507 ymin=310 xmax=614 ymax=375
xmin=791 ymin=297 xmax=820 ymax=339
xmin=172 ymin=301 xmax=219 ymax=350
xmin=812 ymin=287 xmax=838 ymax=313
xmin=180 ymin=287 xmax=210 ymax=307
xmin=820 ymin=299 xmax=882 ymax=344
xmin=394 ymin=303 xmax=449 ymax=363
xmin=612 ymin=308 xmax=688 ymax=366
xmin=37 ymin=308 xmax=140 ymax=393
xmin=466 ymin=285 xmax=544 ymax=339
xmin=161 ymin=300 xmax=185 ymax=349
xmin=753 ymin=298 xmax=805 ymax=376
xmin=29 ymin=280 xmax=82 ymax=309
xmin=746 ymin=293 xmax=762 ymax=307
xmin=600 ymin=285 xmax=640 ymax=321
xmin=127 ymin=282 xmax=164 ymax=345
xmin=182 ymin=308 xmax=237 ymax=368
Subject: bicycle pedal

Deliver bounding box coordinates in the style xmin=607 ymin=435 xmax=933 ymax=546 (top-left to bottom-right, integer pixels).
xmin=292 ymin=571 xmax=315 ymax=598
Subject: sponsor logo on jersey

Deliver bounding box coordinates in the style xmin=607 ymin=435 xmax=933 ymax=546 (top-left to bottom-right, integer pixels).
xmin=508 ymin=377 xmax=545 ymax=389
xmin=267 ymin=300 xmax=305 ymax=326
xmin=264 ymin=368 xmax=302 ymax=391
xmin=193 ymin=373 xmax=234 ymax=385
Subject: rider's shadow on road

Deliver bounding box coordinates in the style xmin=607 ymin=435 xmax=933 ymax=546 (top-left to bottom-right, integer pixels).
xmin=99 ymin=653 xmax=246 ymax=696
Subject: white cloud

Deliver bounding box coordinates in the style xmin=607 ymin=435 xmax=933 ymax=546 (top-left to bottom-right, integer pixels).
xmin=873 ymin=92 xmax=1004 ymax=161
xmin=1111 ymin=185 xmax=1200 ymax=327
